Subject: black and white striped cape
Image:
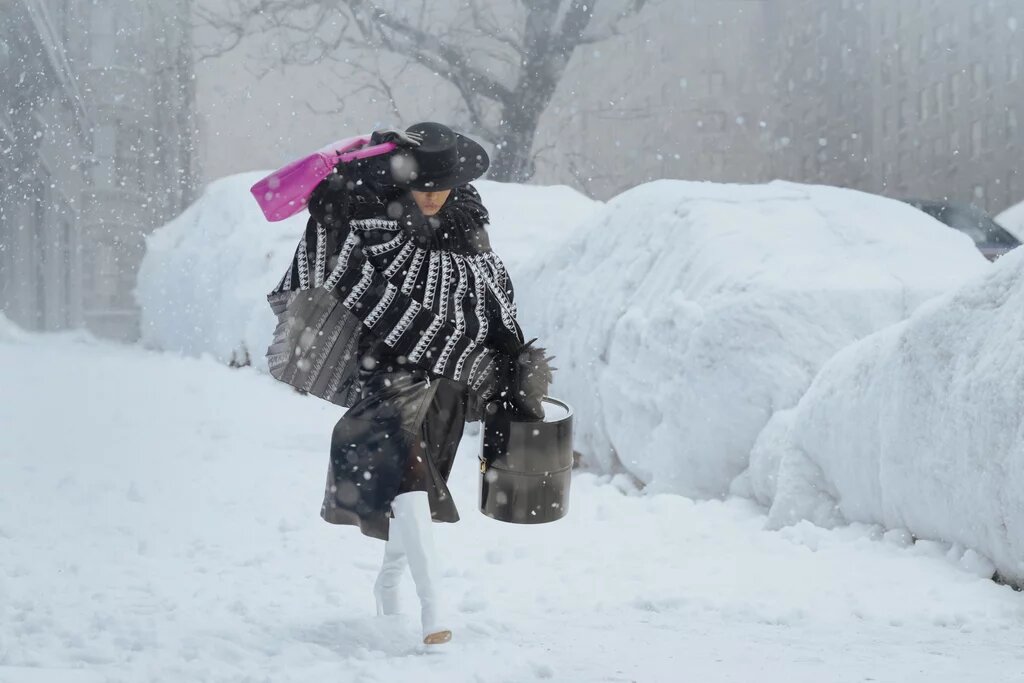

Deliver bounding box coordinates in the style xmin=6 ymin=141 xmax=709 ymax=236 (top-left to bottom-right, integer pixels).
xmin=264 ymin=183 xmax=524 ymax=409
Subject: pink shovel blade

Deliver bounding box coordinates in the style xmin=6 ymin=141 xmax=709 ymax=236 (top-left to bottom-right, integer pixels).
xmin=250 ymin=134 xmax=397 ymax=222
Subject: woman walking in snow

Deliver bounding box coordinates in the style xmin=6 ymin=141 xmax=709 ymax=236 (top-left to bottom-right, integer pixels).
xmin=264 ymin=122 xmax=554 ymax=645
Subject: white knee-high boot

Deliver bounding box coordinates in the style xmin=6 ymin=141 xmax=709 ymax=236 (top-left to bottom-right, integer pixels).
xmin=374 ymin=532 xmax=406 ymax=616
xmin=390 ymin=491 xmax=452 ymax=644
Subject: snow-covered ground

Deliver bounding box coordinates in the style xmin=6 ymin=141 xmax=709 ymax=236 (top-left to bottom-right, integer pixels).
xmin=3 ymin=327 xmax=1024 ymax=682
xmin=740 ymin=247 xmax=1024 ymax=585
xmin=515 ymin=180 xmax=989 ymax=496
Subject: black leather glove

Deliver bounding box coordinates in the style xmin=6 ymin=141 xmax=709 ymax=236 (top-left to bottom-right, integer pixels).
xmin=489 ymin=338 xmax=556 ymax=421
xmin=369 ymin=127 xmax=424 ymax=148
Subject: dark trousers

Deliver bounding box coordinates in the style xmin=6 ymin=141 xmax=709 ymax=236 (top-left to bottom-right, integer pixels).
xmin=320 ymin=355 xmax=469 ymax=541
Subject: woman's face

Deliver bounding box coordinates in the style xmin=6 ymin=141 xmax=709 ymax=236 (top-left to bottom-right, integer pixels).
xmin=410 ymin=189 xmax=452 ymax=216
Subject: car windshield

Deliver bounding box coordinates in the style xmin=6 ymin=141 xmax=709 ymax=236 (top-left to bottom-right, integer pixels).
xmin=911 ymin=202 xmax=1021 ymax=247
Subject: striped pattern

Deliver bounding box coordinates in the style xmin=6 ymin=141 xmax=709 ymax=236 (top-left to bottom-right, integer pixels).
xmin=264 ymin=186 xmax=524 ymax=409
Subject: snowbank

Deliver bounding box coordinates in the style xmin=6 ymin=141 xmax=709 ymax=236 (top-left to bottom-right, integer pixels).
xmin=742 ymin=248 xmax=1024 ymax=584
xmin=135 ymin=172 xmax=304 ymax=369
xmin=0 ymin=312 xmax=28 ymax=342
xmin=996 ymin=199 xmax=1024 ymax=242
xmin=515 ymin=180 xmax=990 ymax=496
xmin=135 ymin=174 xmax=599 ymax=371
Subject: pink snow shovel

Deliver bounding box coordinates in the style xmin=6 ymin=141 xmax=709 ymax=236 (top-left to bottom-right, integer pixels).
xmin=249 ymin=134 xmax=397 ymax=222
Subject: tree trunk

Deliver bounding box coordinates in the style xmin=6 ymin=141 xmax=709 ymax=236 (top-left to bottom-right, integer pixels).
xmin=488 ymin=107 xmax=544 ymax=182
xmin=485 ymin=1 xmax=588 ymax=183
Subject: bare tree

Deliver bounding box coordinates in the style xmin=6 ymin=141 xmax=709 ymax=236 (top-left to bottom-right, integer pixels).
xmin=196 ymin=0 xmax=653 ymax=183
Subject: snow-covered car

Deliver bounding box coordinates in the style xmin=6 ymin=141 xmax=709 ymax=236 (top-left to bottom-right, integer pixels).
xmin=901 ymin=199 xmax=1020 ymax=261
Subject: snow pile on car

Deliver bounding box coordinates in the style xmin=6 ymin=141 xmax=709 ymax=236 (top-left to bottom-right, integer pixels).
xmin=996 ymin=199 xmax=1024 ymax=242
xmin=135 ymin=174 xmax=598 ymax=371
xmin=515 ymin=179 xmax=989 ymax=496
xmin=740 ymin=248 xmax=1024 ymax=584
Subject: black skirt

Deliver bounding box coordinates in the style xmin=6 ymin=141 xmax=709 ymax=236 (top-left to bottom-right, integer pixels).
xmin=320 ymin=337 xmax=469 ymax=541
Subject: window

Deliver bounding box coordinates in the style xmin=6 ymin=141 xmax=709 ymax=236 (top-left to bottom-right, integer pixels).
xmin=902 ymin=37 xmax=913 ymax=69
xmin=900 ymin=100 xmax=913 ymax=130
xmin=971 ymin=4 xmax=985 ymax=33
xmin=708 ymin=71 xmax=725 ymax=97
xmin=89 ymin=5 xmax=115 ymax=66
xmin=882 ymin=105 xmax=893 ymax=137
xmin=920 ymin=88 xmax=929 ymax=121
xmin=115 ymin=125 xmax=145 ymax=188
xmin=94 ymin=242 xmax=120 ymax=306
xmin=950 ymin=129 xmax=960 ymax=155
xmin=971 ymin=120 xmax=984 ymax=158
xmin=972 ymin=63 xmax=987 ymax=96
xmin=114 ymin=3 xmax=144 ymax=68
xmin=1009 ymin=54 xmax=1021 ymax=82
xmin=1008 ymin=109 xmax=1019 ymax=141
xmin=935 ymin=81 xmax=945 ymax=116
xmin=711 ymin=152 xmax=724 ymax=175
xmin=949 ymin=72 xmax=961 ymax=108
xmin=897 ymin=150 xmax=911 ymax=177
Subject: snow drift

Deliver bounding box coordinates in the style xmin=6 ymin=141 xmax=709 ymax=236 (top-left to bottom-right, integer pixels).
xmin=514 ymin=180 xmax=990 ymax=496
xmin=742 ymin=247 xmax=1024 ymax=584
xmin=135 ymin=174 xmax=599 ymax=371
xmin=0 ymin=312 xmax=28 ymax=343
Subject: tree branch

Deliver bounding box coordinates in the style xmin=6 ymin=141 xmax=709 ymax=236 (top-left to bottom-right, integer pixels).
xmin=353 ymin=1 xmax=515 ymax=105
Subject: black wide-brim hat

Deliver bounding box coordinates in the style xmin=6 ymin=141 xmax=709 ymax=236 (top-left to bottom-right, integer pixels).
xmin=389 ymin=121 xmax=490 ymax=191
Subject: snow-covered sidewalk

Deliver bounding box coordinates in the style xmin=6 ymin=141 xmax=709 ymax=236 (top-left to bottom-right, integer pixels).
xmin=2 ymin=333 xmax=1023 ymax=682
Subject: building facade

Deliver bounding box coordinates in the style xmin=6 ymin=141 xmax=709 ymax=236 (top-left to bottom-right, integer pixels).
xmin=764 ymin=0 xmax=875 ymax=191
xmin=533 ymin=0 xmax=777 ymax=199
xmin=1 ymin=0 xmax=92 ymax=331
xmin=767 ymin=0 xmax=1024 ymax=214
xmin=1 ymin=0 xmax=198 ymax=340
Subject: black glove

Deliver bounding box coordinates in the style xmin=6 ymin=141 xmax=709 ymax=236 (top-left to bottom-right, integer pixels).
xmin=359 ymin=128 xmax=423 ymax=194
xmin=490 ymin=338 xmax=557 ymax=421
xmin=369 ymin=127 xmax=424 ymax=148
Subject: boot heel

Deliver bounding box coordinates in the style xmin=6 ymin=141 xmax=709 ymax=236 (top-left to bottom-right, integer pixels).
xmin=423 ymin=629 xmax=452 ymax=645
